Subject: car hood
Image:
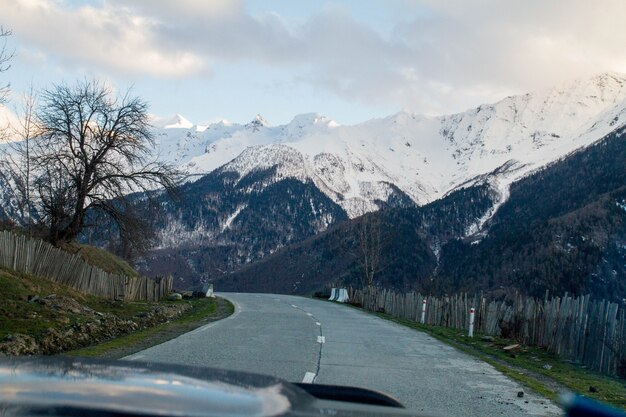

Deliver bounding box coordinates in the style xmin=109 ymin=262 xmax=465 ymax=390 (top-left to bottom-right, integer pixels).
xmin=0 ymin=357 xmax=418 ymax=417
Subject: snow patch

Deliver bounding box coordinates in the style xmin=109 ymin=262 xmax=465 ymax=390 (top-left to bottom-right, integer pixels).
xmin=152 ymin=114 xmax=194 ymax=129
xmin=221 ymin=205 xmax=246 ymax=232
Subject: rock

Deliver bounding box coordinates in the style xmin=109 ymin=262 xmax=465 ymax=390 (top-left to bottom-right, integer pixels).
xmin=38 ymin=295 xmax=89 ymax=315
xmin=589 ymin=386 xmax=599 ymax=393
xmin=481 ymin=336 xmax=495 ymax=342
xmin=168 ymin=293 xmax=183 ymax=301
xmin=517 ymin=391 xmax=524 ymax=398
xmin=503 ymin=344 xmax=520 ymax=351
xmin=27 ymin=295 xmax=39 ymax=303
xmin=542 ymin=364 xmax=553 ymax=370
xmin=0 ymin=334 xmax=40 ymax=355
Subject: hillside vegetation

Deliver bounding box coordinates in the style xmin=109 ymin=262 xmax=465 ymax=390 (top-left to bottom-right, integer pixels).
xmin=0 ymin=266 xmax=150 ymax=340
xmin=217 ymin=183 xmax=496 ymax=294
xmin=437 ymin=127 xmax=626 ymax=299
xmin=58 ymin=241 xmax=140 ymax=278
xmin=103 ymin=168 xmax=350 ymax=289
xmin=0 ymin=241 xmax=207 ymax=355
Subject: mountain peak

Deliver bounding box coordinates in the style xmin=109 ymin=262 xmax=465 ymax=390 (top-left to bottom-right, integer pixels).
xmin=385 ymin=110 xmax=421 ymax=125
xmin=589 ymin=71 xmax=626 ymax=83
xmin=153 ymin=114 xmax=194 ymax=129
xmin=288 ymin=113 xmax=338 ymax=128
xmin=254 ymin=114 xmax=270 ymax=126
xmin=206 ymin=119 xmax=233 ymax=129
xmin=545 ymin=71 xmax=626 ymax=101
xmin=584 ymin=72 xmax=626 ymax=95
xmin=245 ymin=114 xmax=270 ymax=132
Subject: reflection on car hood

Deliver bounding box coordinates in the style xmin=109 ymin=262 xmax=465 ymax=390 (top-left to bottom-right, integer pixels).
xmin=0 ymin=357 xmax=297 ymax=417
xmin=0 ymin=357 xmax=420 ymax=417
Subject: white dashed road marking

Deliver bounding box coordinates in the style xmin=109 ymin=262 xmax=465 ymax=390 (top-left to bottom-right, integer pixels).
xmin=302 ymin=372 xmax=316 ymax=384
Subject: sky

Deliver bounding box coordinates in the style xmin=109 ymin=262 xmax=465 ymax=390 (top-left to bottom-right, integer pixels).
xmin=1 ymin=0 xmax=626 ymax=126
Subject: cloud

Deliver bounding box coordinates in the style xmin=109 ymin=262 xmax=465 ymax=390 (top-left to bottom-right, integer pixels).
xmin=389 ymin=0 xmax=626 ymax=111
xmin=1 ymin=0 xmax=207 ymax=77
xmin=2 ymin=0 xmax=625 ymax=115
xmin=0 ymin=104 xmax=21 ymax=142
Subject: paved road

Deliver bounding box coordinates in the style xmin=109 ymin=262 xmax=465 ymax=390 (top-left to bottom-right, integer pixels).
xmin=125 ymin=293 xmax=561 ymax=416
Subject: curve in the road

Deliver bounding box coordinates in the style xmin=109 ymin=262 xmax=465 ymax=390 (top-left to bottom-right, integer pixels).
xmin=125 ymin=293 xmax=561 ymax=417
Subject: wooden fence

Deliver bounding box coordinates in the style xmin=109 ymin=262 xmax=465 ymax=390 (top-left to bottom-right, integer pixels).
xmin=0 ymin=231 xmax=172 ymax=302
xmin=349 ymin=287 xmax=626 ymax=377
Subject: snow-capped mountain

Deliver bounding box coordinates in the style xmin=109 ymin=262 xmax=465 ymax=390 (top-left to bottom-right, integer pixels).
xmin=218 ymin=125 xmax=626 ymax=299
xmin=2 ymin=73 xmax=625 ymax=292
xmin=153 ymin=72 xmax=626 ymax=218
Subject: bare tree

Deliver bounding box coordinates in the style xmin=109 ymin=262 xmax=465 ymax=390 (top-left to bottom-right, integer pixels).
xmin=357 ymin=213 xmax=382 ymax=288
xmin=0 ymin=26 xmax=13 ymax=105
xmin=29 ymin=79 xmax=179 ymax=244
xmin=1 ymin=87 xmax=39 ymax=231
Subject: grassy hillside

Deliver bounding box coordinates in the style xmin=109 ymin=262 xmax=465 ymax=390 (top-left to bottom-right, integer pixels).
xmin=0 ymin=239 xmax=179 ymax=354
xmin=0 ymin=262 xmax=232 ymax=357
xmin=0 ymin=266 xmax=150 ymax=340
xmin=0 ymin=233 xmax=148 ymax=341
xmin=59 ymin=241 xmax=140 ymax=278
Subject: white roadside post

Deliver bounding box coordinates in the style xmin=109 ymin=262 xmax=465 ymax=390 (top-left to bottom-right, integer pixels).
xmin=420 ymin=299 xmax=427 ymax=324
xmin=468 ymin=307 xmax=475 ymax=338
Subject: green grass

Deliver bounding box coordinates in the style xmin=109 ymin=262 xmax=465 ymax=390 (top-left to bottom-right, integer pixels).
xmin=82 ymin=296 xmax=153 ymax=319
xmin=59 ymin=242 xmax=140 ymax=278
xmin=0 ymin=240 xmax=207 ymax=358
xmin=349 ymin=306 xmax=626 ymax=409
xmin=66 ymin=298 xmax=228 ymax=358
xmin=0 ymin=265 xmax=153 ymax=339
xmin=1 ymin=258 xmax=234 ymax=360
xmin=165 ymin=297 xmax=233 ymax=324
xmin=0 ymin=267 xmax=92 ymax=339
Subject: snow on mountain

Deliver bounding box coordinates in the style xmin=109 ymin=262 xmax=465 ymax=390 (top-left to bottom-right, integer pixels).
xmin=152 ymin=73 xmax=626 ymax=217
xmin=151 ymin=113 xmax=194 ymax=130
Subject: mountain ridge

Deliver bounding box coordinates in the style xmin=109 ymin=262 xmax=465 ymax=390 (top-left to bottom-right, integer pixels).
xmin=216 ymin=126 xmax=626 ymax=299
xmin=153 ymin=72 xmax=626 ymax=218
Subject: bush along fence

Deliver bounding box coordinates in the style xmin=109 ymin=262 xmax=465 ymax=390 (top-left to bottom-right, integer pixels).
xmin=348 ymin=286 xmax=626 ymax=378
xmin=0 ymin=231 xmax=172 ymax=302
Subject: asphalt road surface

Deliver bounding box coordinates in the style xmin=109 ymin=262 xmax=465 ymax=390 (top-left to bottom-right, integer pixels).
xmin=125 ymin=293 xmax=562 ymax=416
